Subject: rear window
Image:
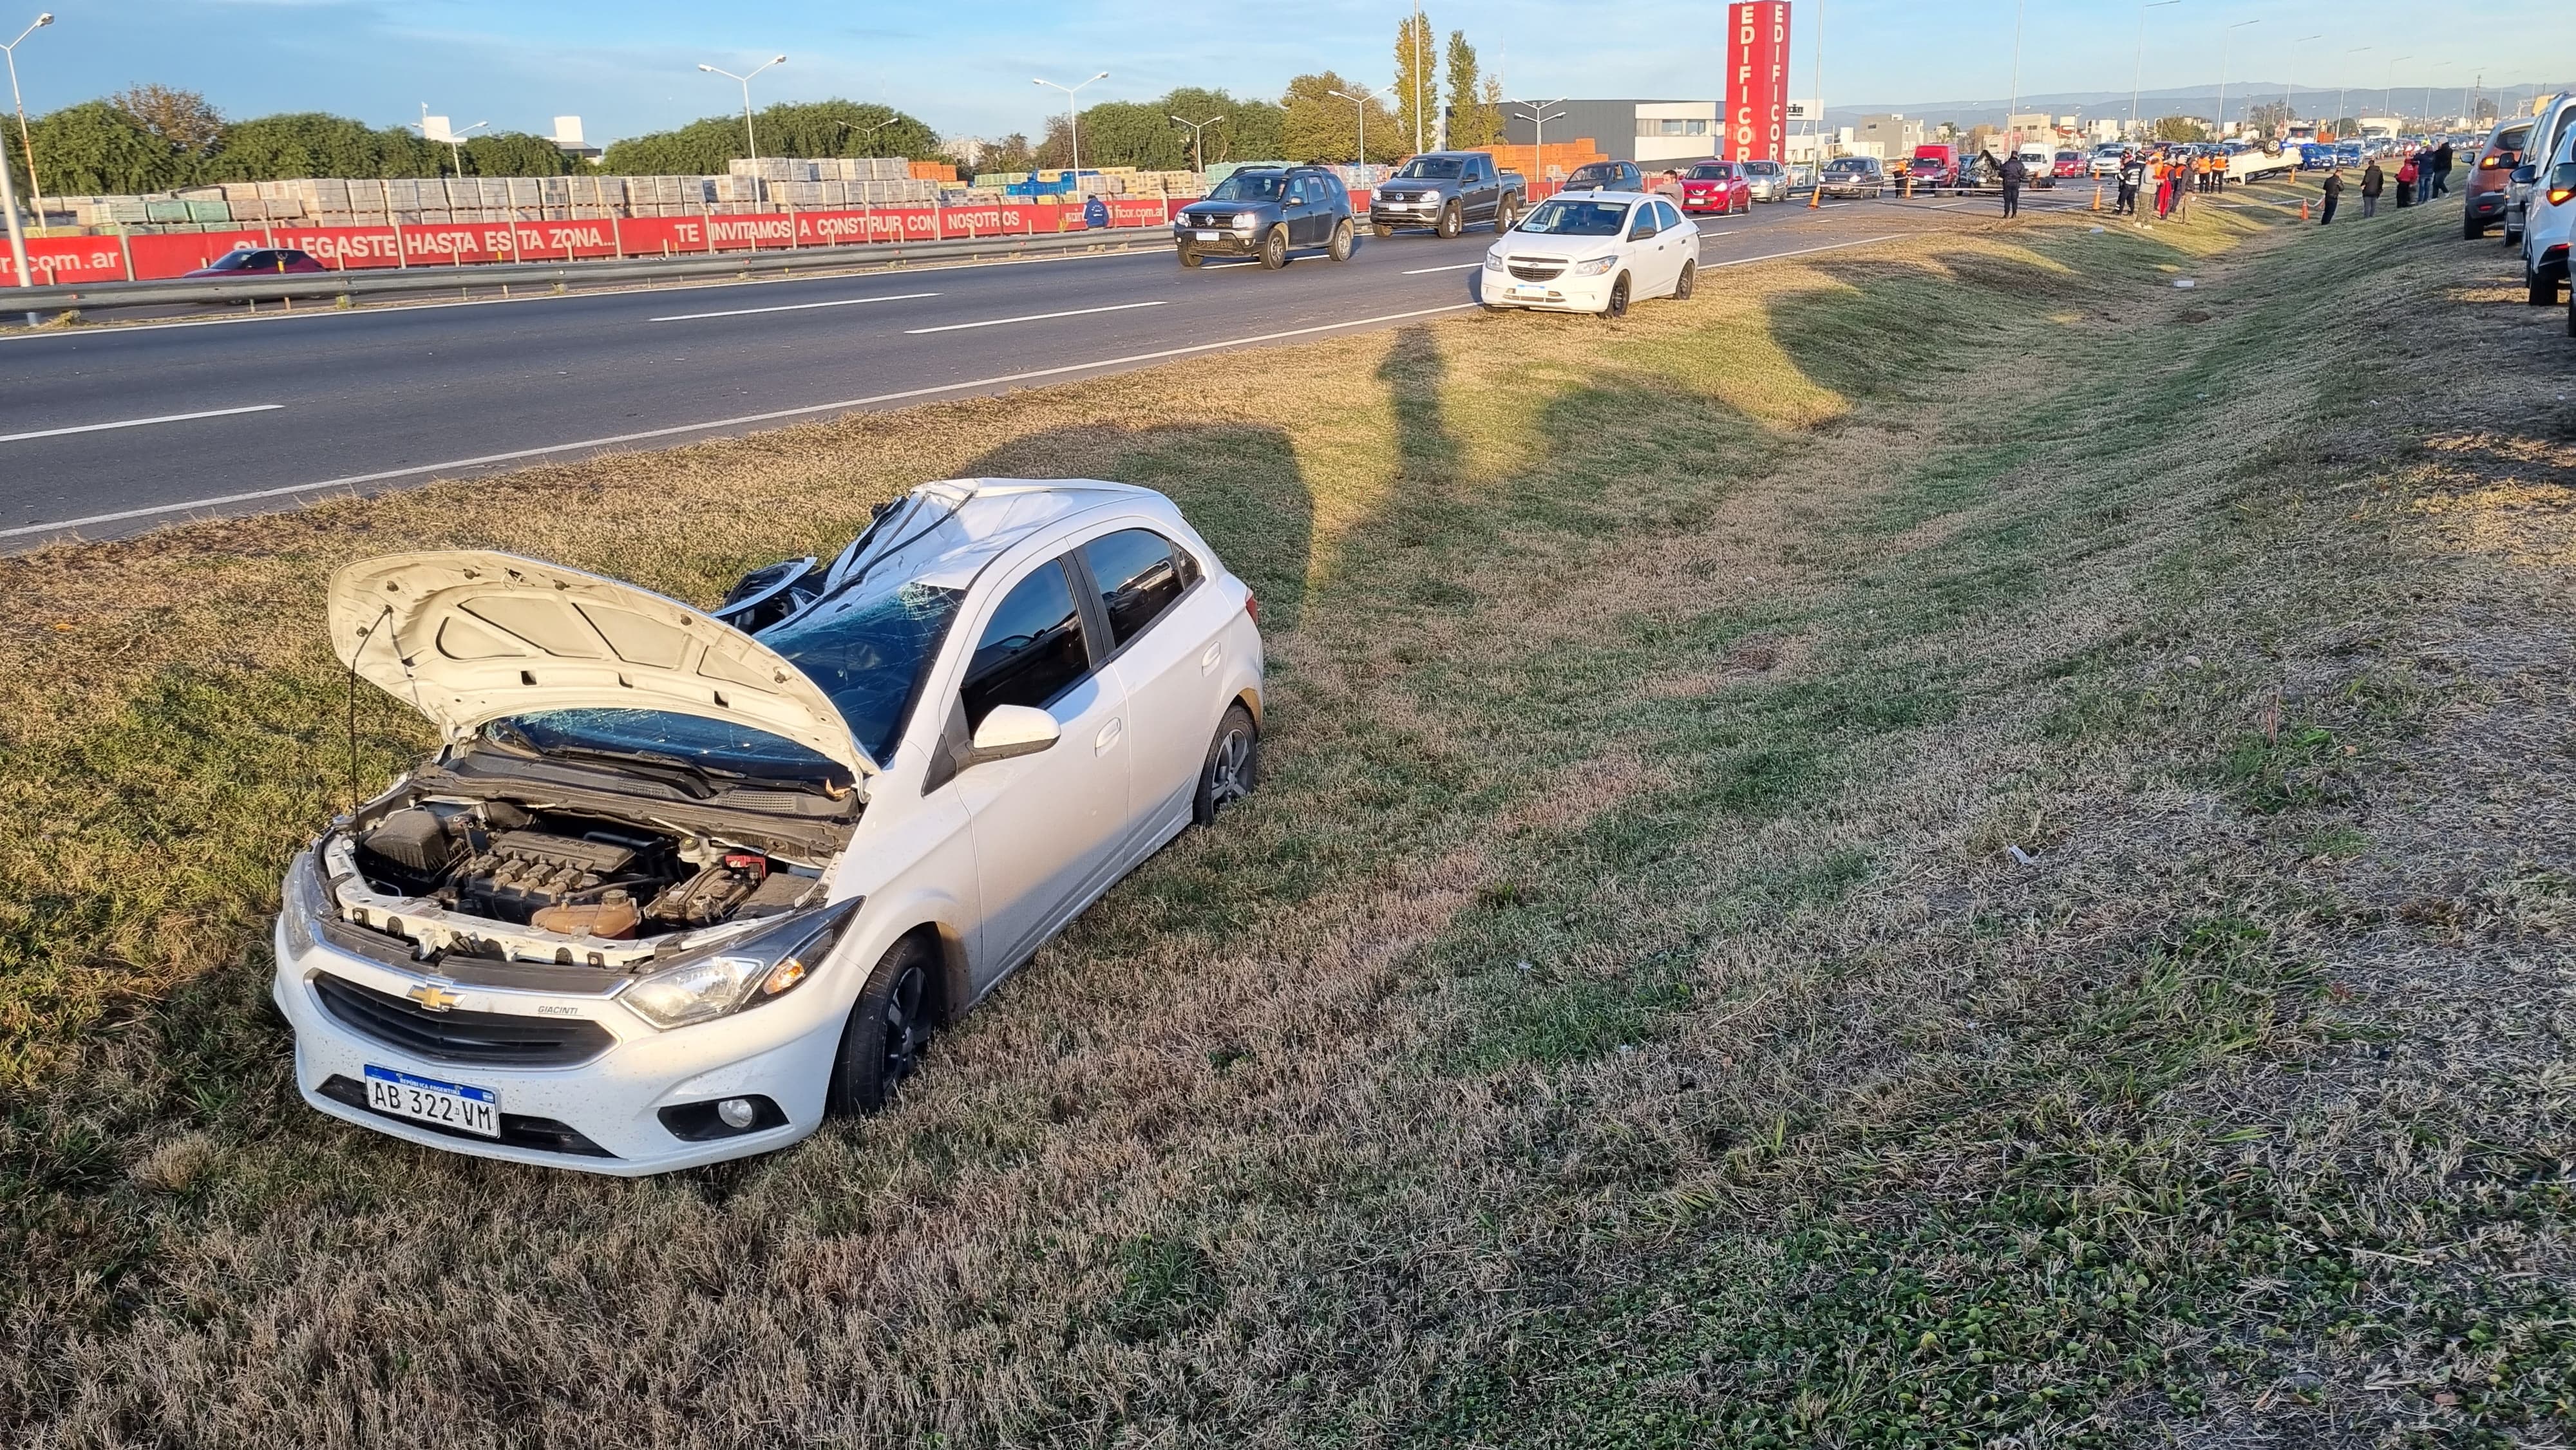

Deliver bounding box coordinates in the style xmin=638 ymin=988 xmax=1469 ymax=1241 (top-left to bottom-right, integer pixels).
xmin=2494 ymin=125 xmax=2533 ymax=153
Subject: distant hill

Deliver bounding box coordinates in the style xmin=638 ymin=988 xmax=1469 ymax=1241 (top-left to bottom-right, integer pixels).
xmin=1820 ymin=77 xmax=2572 ymax=133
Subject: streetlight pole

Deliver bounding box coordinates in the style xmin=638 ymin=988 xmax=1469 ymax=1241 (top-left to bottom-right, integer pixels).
xmin=1170 ymin=113 xmax=1226 ymax=174
xmin=1 ymin=12 xmax=51 ymax=240
xmin=2336 ymin=48 xmax=2369 ymax=142
xmin=1034 ymin=71 xmax=1109 ymax=184
xmin=2132 ymin=0 xmax=2181 ymax=139
xmin=1329 ymin=84 xmax=1381 ymax=164
xmin=2284 ymin=35 xmax=2322 ymax=138
xmin=2383 ymin=54 xmax=2411 ymax=134
xmin=1508 ymin=97 xmax=1567 ymax=182
xmin=2422 ymin=62 xmax=2447 ymax=129
xmin=2216 ymin=19 xmax=2260 ymax=137
xmin=2007 ymin=0 xmax=2025 ymax=142
xmin=421 ymin=117 xmax=488 ymax=178
xmin=699 ymin=53 xmax=787 ymax=194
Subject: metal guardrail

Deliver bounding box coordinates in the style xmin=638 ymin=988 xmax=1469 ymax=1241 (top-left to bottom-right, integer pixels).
xmin=5 ymin=226 xmax=1171 ymax=312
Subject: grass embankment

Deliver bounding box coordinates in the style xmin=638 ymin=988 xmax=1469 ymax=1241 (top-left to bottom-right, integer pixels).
xmin=5 ymin=191 xmax=2571 ymax=1446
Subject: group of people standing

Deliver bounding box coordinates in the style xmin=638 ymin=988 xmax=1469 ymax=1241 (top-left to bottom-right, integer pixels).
xmin=2318 ymin=140 xmax=2453 ymax=225
xmin=2107 ymin=149 xmax=2211 ymax=220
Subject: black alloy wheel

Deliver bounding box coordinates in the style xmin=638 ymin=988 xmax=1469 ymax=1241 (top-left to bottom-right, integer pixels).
xmin=1604 ymin=273 xmax=1631 ymax=320
xmin=827 ymin=934 xmax=938 ymax=1114
xmin=1192 ymin=704 xmax=1260 ymax=825
xmin=1329 ymin=218 xmax=1356 ymax=262
xmin=1438 ymin=202 xmax=1463 ymax=238
xmin=1262 ymin=225 xmax=1291 ymax=270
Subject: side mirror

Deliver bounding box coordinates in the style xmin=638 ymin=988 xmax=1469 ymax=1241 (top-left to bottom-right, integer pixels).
xmin=2513 ymin=164 xmax=2539 ymax=185
xmin=966 ymin=704 xmax=1059 ymax=766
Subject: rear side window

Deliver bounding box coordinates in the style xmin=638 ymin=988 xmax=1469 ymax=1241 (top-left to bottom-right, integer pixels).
xmin=1653 ymin=200 xmax=1681 ymax=230
xmin=1083 ymin=529 xmax=1196 ymax=647
xmin=960 ymin=561 xmax=1088 ymax=728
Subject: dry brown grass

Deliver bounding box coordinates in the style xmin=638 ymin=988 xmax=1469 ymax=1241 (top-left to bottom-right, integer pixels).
xmin=7 ymin=193 xmax=2571 ymax=1447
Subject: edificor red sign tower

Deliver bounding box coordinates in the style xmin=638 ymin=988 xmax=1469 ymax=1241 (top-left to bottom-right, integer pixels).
xmin=1725 ymin=0 xmax=1792 ymax=161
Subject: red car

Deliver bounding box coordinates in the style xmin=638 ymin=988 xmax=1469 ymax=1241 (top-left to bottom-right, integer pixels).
xmin=2052 ymin=149 xmax=2085 ymax=180
xmin=184 ymin=247 xmax=328 ymax=279
xmin=2466 ymin=116 xmax=2535 ymax=238
xmin=1677 ymin=160 xmax=1752 ymax=215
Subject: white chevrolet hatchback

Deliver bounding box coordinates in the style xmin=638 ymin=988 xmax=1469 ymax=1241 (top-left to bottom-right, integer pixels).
xmin=274 ymin=479 xmax=1265 ymax=1174
xmin=1479 ymin=191 xmax=1701 ymax=318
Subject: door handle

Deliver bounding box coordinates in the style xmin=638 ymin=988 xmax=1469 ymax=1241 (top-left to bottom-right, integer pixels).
xmin=1200 ymin=641 xmax=1222 ymax=675
xmin=1094 ymin=718 xmax=1124 ymax=754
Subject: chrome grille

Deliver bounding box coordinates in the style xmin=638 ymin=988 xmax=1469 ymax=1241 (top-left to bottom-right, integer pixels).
xmin=1507 ymin=259 xmax=1566 ymax=282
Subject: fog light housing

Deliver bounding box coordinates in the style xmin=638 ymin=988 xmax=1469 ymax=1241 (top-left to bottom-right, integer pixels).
xmin=658 ymin=1095 xmax=788 ymax=1142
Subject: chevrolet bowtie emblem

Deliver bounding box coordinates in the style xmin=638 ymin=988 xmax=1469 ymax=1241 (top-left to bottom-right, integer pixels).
xmin=406 ymin=983 xmax=462 ymax=1012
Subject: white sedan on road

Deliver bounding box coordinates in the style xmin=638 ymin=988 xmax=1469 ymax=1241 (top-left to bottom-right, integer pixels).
xmin=274 ymin=479 xmax=1265 ymax=1174
xmin=1479 ymin=191 xmax=1701 ymax=318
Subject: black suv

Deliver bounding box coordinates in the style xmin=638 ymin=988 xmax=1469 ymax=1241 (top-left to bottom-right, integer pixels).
xmin=1171 ymin=165 xmax=1357 ymax=269
xmin=1557 ymin=160 xmax=1644 ymax=194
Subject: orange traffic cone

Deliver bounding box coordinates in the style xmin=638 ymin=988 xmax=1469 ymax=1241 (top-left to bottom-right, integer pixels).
xmin=1808 ymin=183 xmax=1821 ymax=209
xmin=2299 ymin=199 xmax=2309 ymax=220
xmin=2092 ymin=183 xmax=2102 ymax=211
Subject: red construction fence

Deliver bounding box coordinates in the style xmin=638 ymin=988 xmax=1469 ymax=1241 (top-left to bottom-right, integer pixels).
xmin=1 ymin=197 xmax=1195 ymax=287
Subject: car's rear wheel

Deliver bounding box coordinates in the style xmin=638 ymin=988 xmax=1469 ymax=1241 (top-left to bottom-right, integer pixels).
xmin=2530 ymin=258 xmax=2557 ymax=306
xmin=1604 ymin=273 xmax=1631 ymax=319
xmin=826 ymin=934 xmax=938 ymax=1115
xmin=2462 ymin=212 xmax=2486 ymax=240
xmin=1192 ymin=704 xmax=1259 ymax=825
xmin=1328 ymin=218 xmax=1355 ymax=262
xmin=1673 ymin=259 xmax=1696 ymax=300
xmin=1178 ymin=246 xmax=1203 ymax=269
xmin=1372 ymin=221 xmax=1394 ymax=239
xmin=1261 ymin=225 xmax=1290 ymax=270
xmin=1438 ymin=202 xmax=1463 ymax=238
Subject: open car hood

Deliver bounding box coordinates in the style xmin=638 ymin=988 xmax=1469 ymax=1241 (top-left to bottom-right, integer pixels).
xmin=327 ymin=551 xmax=873 ymax=778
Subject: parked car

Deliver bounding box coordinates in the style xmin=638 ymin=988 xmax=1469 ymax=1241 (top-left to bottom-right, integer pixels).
xmin=2467 ymin=117 xmax=2536 ymax=238
xmin=1557 ymin=160 xmax=1645 ymax=194
xmin=2506 ymin=94 xmax=2576 ymax=245
xmin=183 ymin=247 xmax=329 ymax=279
xmin=1741 ymin=159 xmax=1791 ymax=202
xmin=1368 ymin=150 xmax=1527 ymax=238
xmin=2520 ymin=129 xmax=2576 ymax=306
xmin=1677 ymin=160 xmax=1754 ymax=215
xmin=274 ymin=480 xmax=1267 ymax=1174
xmin=1816 ymin=156 xmax=1886 ymax=198
xmin=2052 ymin=149 xmax=2086 ymax=180
xmin=2090 ymin=144 xmax=2127 ymax=176
xmin=1480 ymin=191 xmax=1701 ymax=319
xmin=1171 ymin=165 xmax=1354 ymax=268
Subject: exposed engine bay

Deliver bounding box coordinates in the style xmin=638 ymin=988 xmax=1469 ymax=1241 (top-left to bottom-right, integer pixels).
xmin=323 ymin=780 xmax=846 ymax=969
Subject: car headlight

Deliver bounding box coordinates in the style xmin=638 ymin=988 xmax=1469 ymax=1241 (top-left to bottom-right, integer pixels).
xmin=1571 ymin=256 xmax=1618 ymax=277
xmin=1233 ymin=214 xmax=1257 ymax=232
xmin=621 ymin=897 xmax=860 ymax=1030
xmin=278 ymin=843 xmax=330 ymax=958
xmin=1484 ymin=249 xmax=1506 ymax=270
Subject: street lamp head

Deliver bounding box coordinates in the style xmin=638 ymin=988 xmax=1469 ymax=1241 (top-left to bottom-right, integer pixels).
xmin=35 ymin=12 xmax=52 ymax=24
xmin=1092 ymin=71 xmax=1108 ymax=81
xmin=773 ymin=54 xmax=787 ymax=64
xmin=697 ymin=64 xmax=715 ymax=72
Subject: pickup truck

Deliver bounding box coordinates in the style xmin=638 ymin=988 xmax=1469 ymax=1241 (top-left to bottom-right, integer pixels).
xmin=1368 ymin=151 xmax=1529 ymax=238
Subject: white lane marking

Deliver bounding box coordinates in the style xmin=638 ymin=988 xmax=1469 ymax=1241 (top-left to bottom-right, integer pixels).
xmin=1701 ymin=234 xmax=1909 ymax=268
xmin=904 ymin=299 xmax=1166 ymax=334
xmin=650 ymin=290 xmax=939 ymax=322
xmin=1402 ymin=261 xmax=1485 ymax=274
xmin=1 ymin=303 xmax=1479 ymax=540
xmin=0 ymin=402 xmax=283 ymax=444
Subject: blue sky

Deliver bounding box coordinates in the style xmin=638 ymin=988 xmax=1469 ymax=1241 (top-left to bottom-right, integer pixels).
xmin=10 ymin=0 xmax=2570 ymax=143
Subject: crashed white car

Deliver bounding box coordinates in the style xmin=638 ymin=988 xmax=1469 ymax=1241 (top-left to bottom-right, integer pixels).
xmin=1479 ymin=191 xmax=1701 ymax=318
xmin=274 ymin=479 xmax=1265 ymax=1174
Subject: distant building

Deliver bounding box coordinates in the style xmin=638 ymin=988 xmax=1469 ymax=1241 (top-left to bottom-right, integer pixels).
xmin=549 ymin=117 xmax=601 ymax=163
xmin=1855 ymin=113 xmax=1924 ymax=154
xmin=943 ymin=135 xmax=993 ymax=167
xmin=1502 ymin=99 xmax=1720 ymax=162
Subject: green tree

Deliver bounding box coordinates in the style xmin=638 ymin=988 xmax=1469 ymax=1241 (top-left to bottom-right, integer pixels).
xmin=111 ymin=84 xmax=223 ymax=153
xmin=1444 ymin=32 xmax=1502 ymax=148
xmin=202 ymin=113 xmax=442 ymax=182
xmin=1160 ymin=87 xmax=1283 ymax=167
xmin=19 ymin=100 xmax=184 ymax=194
xmin=1281 ymin=71 xmax=1403 ymax=164
xmin=2150 ymin=115 xmax=2210 ymax=142
xmin=1394 ymin=11 xmax=1437 ymax=155
xmin=2244 ymin=100 xmax=2293 ymax=136
xmin=459 ymin=132 xmax=578 ymax=177
xmin=603 ymin=99 xmax=940 ymax=174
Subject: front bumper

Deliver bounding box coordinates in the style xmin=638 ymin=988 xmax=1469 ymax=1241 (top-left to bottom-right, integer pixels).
xmin=272 ymin=912 xmax=848 ymax=1175
xmin=1368 ymin=198 xmax=1448 ymax=227
xmin=1173 ymin=223 xmax=1265 ymax=255
xmin=1482 ymin=267 xmax=1619 ymax=313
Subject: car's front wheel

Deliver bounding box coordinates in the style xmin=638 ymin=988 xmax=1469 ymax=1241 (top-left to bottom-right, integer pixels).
xmin=1261 ymin=225 xmax=1291 ymax=270
xmin=1372 ymin=221 xmax=1394 ymax=239
xmin=1178 ymin=246 xmax=1203 ymax=269
xmin=1438 ymin=202 xmax=1463 ymax=239
xmin=1494 ymin=198 xmax=1518 ymax=233
xmin=1192 ymin=704 xmax=1260 ymax=825
xmin=826 ymin=934 xmax=939 ymax=1115
xmin=1604 ymin=272 xmax=1631 ymax=319
xmin=1328 ymin=218 xmax=1356 ymax=262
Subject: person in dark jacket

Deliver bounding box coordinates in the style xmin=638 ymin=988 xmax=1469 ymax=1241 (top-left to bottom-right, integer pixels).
xmin=2429 ymin=140 xmax=2454 ymax=196
xmin=2319 ymin=166 xmax=2343 ymax=224
xmin=1998 ymin=152 xmax=2027 ymax=217
xmin=2360 ymin=158 xmax=2384 ymax=217
xmin=2116 ymin=150 xmax=2145 ymax=214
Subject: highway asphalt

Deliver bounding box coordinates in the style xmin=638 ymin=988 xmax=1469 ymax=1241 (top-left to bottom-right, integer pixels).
xmin=0 ymin=185 xmax=2109 ymax=550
